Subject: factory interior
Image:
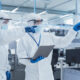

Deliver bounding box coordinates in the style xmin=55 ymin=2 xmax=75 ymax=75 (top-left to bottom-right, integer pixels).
xmin=0 ymin=0 xmax=80 ymax=80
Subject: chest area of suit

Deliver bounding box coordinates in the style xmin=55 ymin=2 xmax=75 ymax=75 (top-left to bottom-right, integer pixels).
xmin=27 ymin=33 xmax=41 ymax=46
xmin=27 ymin=33 xmax=52 ymax=47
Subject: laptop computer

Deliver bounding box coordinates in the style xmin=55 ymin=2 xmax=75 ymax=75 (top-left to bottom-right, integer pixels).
xmin=20 ymin=45 xmax=54 ymax=59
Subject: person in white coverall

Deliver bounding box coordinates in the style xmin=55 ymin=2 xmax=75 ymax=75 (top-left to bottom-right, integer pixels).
xmin=16 ymin=13 xmax=80 ymax=80
xmin=0 ymin=12 xmax=25 ymax=80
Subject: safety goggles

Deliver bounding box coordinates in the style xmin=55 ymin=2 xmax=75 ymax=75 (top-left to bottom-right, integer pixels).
xmin=28 ymin=19 xmax=43 ymax=24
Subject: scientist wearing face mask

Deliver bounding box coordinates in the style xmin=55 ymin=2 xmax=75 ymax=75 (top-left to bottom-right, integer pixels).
xmin=0 ymin=12 xmax=25 ymax=80
xmin=16 ymin=13 xmax=80 ymax=80
xmin=1 ymin=19 xmax=9 ymax=30
xmin=25 ymin=18 xmax=43 ymax=33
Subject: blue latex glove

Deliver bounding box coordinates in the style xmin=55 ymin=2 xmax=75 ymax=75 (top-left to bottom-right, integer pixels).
xmin=73 ymin=22 xmax=80 ymax=31
xmin=6 ymin=71 xmax=11 ymax=80
xmin=25 ymin=26 xmax=38 ymax=33
xmin=25 ymin=27 xmax=35 ymax=33
xmin=30 ymin=56 xmax=44 ymax=63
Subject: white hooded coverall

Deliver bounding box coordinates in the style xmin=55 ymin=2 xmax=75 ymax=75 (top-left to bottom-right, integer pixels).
xmin=17 ymin=28 xmax=77 ymax=80
xmin=0 ymin=28 xmax=25 ymax=80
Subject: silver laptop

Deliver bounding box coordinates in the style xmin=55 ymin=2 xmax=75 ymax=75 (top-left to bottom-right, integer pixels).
xmin=20 ymin=45 xmax=54 ymax=59
xmin=32 ymin=45 xmax=54 ymax=59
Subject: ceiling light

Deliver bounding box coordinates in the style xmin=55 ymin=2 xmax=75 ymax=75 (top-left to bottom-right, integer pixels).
xmin=11 ymin=7 xmax=19 ymax=13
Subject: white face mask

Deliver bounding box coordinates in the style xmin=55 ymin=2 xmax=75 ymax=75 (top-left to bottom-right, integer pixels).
xmin=35 ymin=23 xmax=47 ymax=33
xmin=1 ymin=24 xmax=8 ymax=30
xmin=34 ymin=26 xmax=41 ymax=32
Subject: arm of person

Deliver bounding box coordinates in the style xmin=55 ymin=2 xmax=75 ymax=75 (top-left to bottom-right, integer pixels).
xmin=16 ymin=39 xmax=28 ymax=65
xmin=53 ymin=29 xmax=77 ymax=48
xmin=16 ymin=35 xmax=45 ymax=64
xmin=31 ymin=22 xmax=80 ymax=63
xmin=53 ymin=23 xmax=80 ymax=48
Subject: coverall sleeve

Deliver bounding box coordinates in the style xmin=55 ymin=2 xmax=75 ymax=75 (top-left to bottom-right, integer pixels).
xmin=0 ymin=28 xmax=25 ymax=45
xmin=52 ymin=29 xmax=77 ymax=48
xmin=16 ymin=37 xmax=29 ymax=65
xmin=7 ymin=63 xmax=11 ymax=71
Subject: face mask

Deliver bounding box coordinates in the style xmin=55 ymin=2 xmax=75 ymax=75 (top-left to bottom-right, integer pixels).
xmin=1 ymin=24 xmax=8 ymax=30
xmin=34 ymin=26 xmax=41 ymax=32
xmin=33 ymin=25 xmax=43 ymax=33
xmin=25 ymin=25 xmax=43 ymax=33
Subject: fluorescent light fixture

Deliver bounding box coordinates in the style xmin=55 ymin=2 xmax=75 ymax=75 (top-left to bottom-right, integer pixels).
xmin=0 ymin=10 xmax=10 ymax=12
xmin=38 ymin=11 xmax=47 ymax=15
xmin=11 ymin=7 xmax=19 ymax=13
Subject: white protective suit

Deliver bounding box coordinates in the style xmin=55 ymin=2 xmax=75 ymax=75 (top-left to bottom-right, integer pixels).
xmin=0 ymin=12 xmax=25 ymax=80
xmin=17 ymin=28 xmax=77 ymax=80
xmin=0 ymin=29 xmax=25 ymax=80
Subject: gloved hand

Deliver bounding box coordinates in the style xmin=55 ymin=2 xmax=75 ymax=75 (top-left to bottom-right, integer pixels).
xmin=30 ymin=56 xmax=44 ymax=63
xmin=6 ymin=71 xmax=11 ymax=80
xmin=73 ymin=22 xmax=80 ymax=31
xmin=25 ymin=27 xmax=35 ymax=33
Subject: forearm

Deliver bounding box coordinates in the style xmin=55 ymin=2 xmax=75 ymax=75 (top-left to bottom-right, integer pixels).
xmin=54 ymin=29 xmax=77 ymax=48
